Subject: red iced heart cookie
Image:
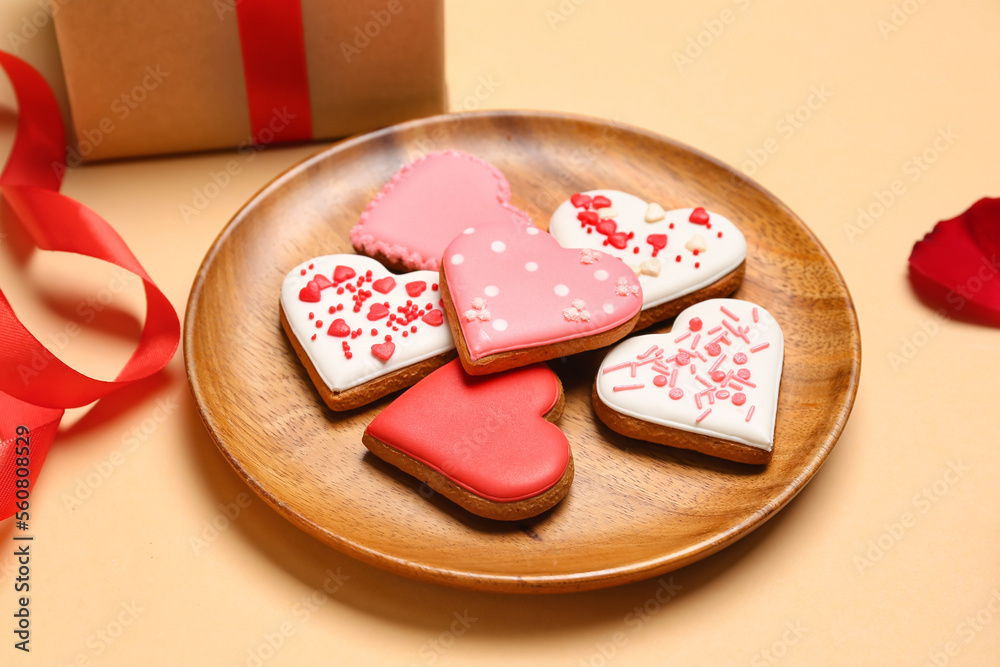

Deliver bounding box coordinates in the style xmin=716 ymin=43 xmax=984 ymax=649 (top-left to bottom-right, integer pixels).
xmin=909 ymin=198 xmax=1000 ymax=326
xmin=441 ymin=221 xmax=643 ymax=374
xmin=363 ymin=360 xmax=573 ymax=520
xmin=350 ymin=150 xmax=535 ymax=271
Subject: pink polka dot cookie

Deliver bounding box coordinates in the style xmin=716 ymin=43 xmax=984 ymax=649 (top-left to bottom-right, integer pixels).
xmin=549 ymin=190 xmax=747 ymax=329
xmin=593 ymin=299 xmax=784 ymax=464
xmin=280 ymin=255 xmax=455 ymax=410
xmin=363 ymin=360 xmax=573 ymax=520
xmin=440 ymin=221 xmax=643 ymax=374
xmin=349 ymin=150 xmax=535 ymax=272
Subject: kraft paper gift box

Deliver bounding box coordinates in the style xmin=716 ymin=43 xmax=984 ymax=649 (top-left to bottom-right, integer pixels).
xmin=51 ymin=0 xmax=446 ymax=162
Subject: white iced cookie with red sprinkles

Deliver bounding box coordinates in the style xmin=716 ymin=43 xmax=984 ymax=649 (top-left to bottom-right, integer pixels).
xmin=593 ymin=298 xmax=783 ymax=464
xmin=280 ymin=255 xmax=455 ymax=410
xmin=440 ymin=221 xmax=643 ymax=375
xmin=549 ymin=190 xmax=747 ymax=329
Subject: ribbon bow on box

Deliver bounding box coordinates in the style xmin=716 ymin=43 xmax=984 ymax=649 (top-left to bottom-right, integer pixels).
xmin=0 ymin=52 xmax=180 ymax=520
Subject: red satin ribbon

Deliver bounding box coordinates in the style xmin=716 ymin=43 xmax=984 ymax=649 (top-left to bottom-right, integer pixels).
xmin=235 ymin=0 xmax=314 ymax=142
xmin=0 ymin=52 xmax=180 ymax=519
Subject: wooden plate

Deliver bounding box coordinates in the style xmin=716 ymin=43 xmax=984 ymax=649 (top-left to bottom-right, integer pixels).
xmin=184 ymin=111 xmax=861 ymax=593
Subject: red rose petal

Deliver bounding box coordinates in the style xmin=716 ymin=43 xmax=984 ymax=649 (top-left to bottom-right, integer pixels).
xmin=909 ymin=207 xmax=1000 ymax=326
xmin=960 ymin=198 xmax=1000 ymax=260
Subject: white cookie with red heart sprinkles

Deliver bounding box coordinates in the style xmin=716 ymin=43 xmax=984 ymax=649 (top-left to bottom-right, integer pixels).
xmin=280 ymin=254 xmax=455 ymax=410
xmin=550 ymin=190 xmax=747 ymax=329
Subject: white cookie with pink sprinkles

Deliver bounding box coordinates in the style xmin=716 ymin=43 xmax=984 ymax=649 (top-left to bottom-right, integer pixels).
xmin=592 ymin=298 xmax=784 ymax=464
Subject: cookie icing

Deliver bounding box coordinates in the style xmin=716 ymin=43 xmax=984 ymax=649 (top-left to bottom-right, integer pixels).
xmin=280 ymin=255 xmax=453 ymax=392
xmin=549 ymin=190 xmax=747 ymax=310
xmin=595 ymin=299 xmax=784 ymax=450
xmin=365 ymin=360 xmax=569 ymax=503
xmin=349 ymin=150 xmax=535 ymax=271
xmin=442 ymin=221 xmax=643 ymax=360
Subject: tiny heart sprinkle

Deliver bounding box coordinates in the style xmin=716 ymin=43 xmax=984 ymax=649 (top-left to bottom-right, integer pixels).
xmin=646 ymin=234 xmax=667 ymax=257
xmin=313 ymin=274 xmax=333 ymax=290
xmin=372 ymin=276 xmax=396 ymax=294
xmin=327 ymin=318 xmax=351 ymax=337
xmin=298 ymin=281 xmax=321 ymax=302
xmin=371 ymin=341 xmax=396 ymax=361
xmin=422 ymin=309 xmax=444 ymax=326
xmin=334 ymin=265 xmax=356 ymax=283
xmin=570 ymin=193 xmax=592 ymax=208
xmin=367 ymin=303 xmax=390 ymax=321
xmin=689 ymin=207 xmax=710 ymax=225
xmin=595 ymin=219 xmax=617 ymax=236
xmin=405 ymin=281 xmax=427 ymax=297
xmin=592 ymin=195 xmax=612 ymax=209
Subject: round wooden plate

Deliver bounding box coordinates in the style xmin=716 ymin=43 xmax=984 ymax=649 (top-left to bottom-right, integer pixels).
xmin=185 ymin=111 xmax=861 ymax=594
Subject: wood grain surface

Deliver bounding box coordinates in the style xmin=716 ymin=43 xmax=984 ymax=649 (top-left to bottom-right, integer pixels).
xmin=184 ymin=110 xmax=861 ymax=594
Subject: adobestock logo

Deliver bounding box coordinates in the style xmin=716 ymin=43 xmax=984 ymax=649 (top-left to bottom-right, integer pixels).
xmin=6 ymin=0 xmax=72 ymax=54
xmin=853 ymin=460 xmax=968 ymax=576
xmin=845 ymin=127 xmax=958 ymax=244
xmin=179 ymin=107 xmax=297 ymax=224
xmin=55 ymin=65 xmax=170 ymax=174
xmin=339 ymin=0 xmax=412 ymax=63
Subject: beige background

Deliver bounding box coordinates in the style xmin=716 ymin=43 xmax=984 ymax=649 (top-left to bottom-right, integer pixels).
xmin=1 ymin=0 xmax=998 ymax=664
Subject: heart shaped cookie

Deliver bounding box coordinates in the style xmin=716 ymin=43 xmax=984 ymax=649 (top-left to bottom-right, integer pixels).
xmin=593 ymin=299 xmax=784 ymax=464
xmin=363 ymin=360 xmax=573 ymax=520
xmin=280 ymin=255 xmax=455 ymax=410
xmin=350 ymin=150 xmax=535 ymax=272
xmin=550 ymin=190 xmax=747 ymax=329
xmin=440 ymin=221 xmax=643 ymax=374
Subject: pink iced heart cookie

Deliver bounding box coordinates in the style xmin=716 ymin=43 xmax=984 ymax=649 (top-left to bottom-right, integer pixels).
xmin=441 ymin=221 xmax=643 ymax=374
xmin=280 ymin=255 xmax=455 ymax=410
xmin=550 ymin=190 xmax=747 ymax=329
xmin=593 ymin=299 xmax=784 ymax=464
xmin=349 ymin=150 xmax=535 ymax=271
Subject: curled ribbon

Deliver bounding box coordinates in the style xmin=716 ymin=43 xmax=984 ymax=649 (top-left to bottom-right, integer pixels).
xmin=0 ymin=52 xmax=180 ymax=519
